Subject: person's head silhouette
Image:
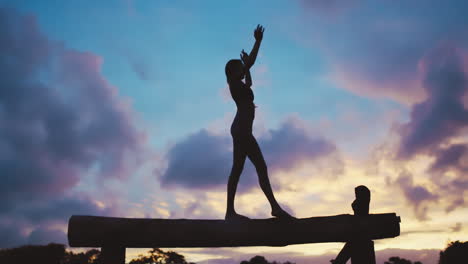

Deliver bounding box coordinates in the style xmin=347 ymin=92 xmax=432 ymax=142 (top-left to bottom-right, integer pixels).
xmin=225 ymin=59 xmax=244 ymax=82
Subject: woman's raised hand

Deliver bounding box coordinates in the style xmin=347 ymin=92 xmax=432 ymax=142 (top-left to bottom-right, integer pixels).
xmin=241 ymin=25 xmax=264 ymax=70
xmin=254 ymin=24 xmax=264 ymax=42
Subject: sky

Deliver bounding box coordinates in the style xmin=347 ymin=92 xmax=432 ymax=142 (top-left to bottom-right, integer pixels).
xmin=0 ymin=0 xmax=467 ymax=263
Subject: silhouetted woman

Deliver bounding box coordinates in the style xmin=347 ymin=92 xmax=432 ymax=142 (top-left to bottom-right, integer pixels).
xmin=225 ymin=25 xmax=294 ymax=220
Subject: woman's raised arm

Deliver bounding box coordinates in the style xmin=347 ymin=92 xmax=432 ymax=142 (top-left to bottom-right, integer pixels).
xmin=241 ymin=50 xmax=252 ymax=87
xmin=244 ymin=25 xmax=264 ymax=69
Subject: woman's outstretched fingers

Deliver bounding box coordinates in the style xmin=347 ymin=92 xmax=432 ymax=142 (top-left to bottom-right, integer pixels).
xmin=254 ymin=24 xmax=264 ymax=41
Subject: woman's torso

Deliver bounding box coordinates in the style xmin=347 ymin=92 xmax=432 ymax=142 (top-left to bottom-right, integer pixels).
xmin=229 ymin=81 xmax=255 ymax=135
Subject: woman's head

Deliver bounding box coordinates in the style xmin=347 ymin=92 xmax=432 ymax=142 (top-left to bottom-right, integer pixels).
xmin=225 ymin=59 xmax=244 ymax=82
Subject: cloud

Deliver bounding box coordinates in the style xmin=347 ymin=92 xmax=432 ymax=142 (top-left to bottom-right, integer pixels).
xmin=293 ymin=1 xmax=468 ymax=105
xmin=444 ymin=197 xmax=466 ymax=213
xmin=7 ymin=195 xmax=115 ymax=224
xmin=159 ymin=117 xmax=341 ymax=190
xmin=397 ymin=45 xmax=468 ymax=158
xmin=262 ymin=118 xmax=340 ymax=174
xmin=298 ymin=0 xmax=360 ymax=16
xmin=393 ymin=172 xmax=438 ymax=221
xmin=168 ymin=193 xmax=225 ymax=219
xmin=27 ymin=227 xmax=68 ymax=245
xmin=327 ymin=19 xmax=431 ymax=104
xmin=293 ymin=2 xmax=468 ymax=220
xmin=159 ymin=129 xmax=235 ymax=189
xmin=429 ymin=144 xmax=468 ymax=173
xmin=400 ymin=229 xmax=445 ymax=236
xmin=450 ymin=222 xmax=463 ymax=232
xmin=331 ymin=65 xmax=423 ymax=105
xmin=390 ymin=45 xmax=468 ymax=214
xmin=0 ymin=222 xmax=27 ymax=248
xmin=0 ymin=7 xmax=147 ymax=247
xmin=0 ymin=194 xmax=113 ymax=247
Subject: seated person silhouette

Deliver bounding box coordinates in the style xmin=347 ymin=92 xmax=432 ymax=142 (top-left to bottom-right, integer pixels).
xmin=224 ymin=25 xmax=294 ymax=220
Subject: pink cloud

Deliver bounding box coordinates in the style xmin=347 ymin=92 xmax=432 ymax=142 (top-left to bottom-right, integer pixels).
xmin=331 ymin=64 xmax=425 ymax=105
xmin=0 ymin=7 xmax=148 ymax=247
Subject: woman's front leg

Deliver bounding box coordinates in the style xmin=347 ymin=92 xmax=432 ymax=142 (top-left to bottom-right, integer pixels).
xmin=246 ymin=135 xmax=295 ymax=219
xmin=225 ymin=138 xmax=250 ymax=220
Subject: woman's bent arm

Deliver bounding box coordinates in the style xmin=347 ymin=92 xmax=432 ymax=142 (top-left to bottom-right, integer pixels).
xmin=245 ymin=68 xmax=252 ymax=88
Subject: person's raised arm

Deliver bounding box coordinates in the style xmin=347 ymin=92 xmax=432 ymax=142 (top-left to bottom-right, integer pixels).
xmin=241 ymin=50 xmax=252 ymax=87
xmin=244 ymin=25 xmax=264 ymax=69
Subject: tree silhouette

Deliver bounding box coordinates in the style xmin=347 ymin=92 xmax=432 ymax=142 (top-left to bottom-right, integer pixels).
xmin=0 ymin=243 xmax=102 ymax=264
xmin=63 ymin=248 xmax=101 ymax=264
xmin=0 ymin=243 xmax=65 ymax=264
xmin=240 ymin=256 xmax=269 ymax=264
xmin=240 ymin=255 xmax=295 ymax=264
xmin=384 ymin=256 xmax=422 ymax=264
xmin=439 ymin=240 xmax=468 ymax=264
xmin=129 ymin=248 xmax=195 ymax=264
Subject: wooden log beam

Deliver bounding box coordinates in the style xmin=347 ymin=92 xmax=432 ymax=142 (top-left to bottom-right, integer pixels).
xmin=68 ymin=213 xmax=400 ymax=248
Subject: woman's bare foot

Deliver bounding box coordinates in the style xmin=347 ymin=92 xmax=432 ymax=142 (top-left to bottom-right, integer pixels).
xmin=225 ymin=212 xmax=250 ymax=221
xmin=271 ymin=207 xmax=295 ymax=219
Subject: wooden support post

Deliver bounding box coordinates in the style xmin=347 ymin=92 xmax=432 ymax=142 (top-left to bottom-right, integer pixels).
xmin=101 ymin=246 xmax=125 ymax=264
xmin=351 ymin=185 xmax=375 ymax=264
xmin=333 ymin=185 xmax=377 ymax=264
xmin=333 ymin=241 xmax=352 ymax=263
xmin=351 ymin=240 xmax=375 ymax=264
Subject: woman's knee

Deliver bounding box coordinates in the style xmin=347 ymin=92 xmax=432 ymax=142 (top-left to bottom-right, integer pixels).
xmin=255 ymin=161 xmax=268 ymax=174
xmin=230 ymin=154 xmax=246 ymax=174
